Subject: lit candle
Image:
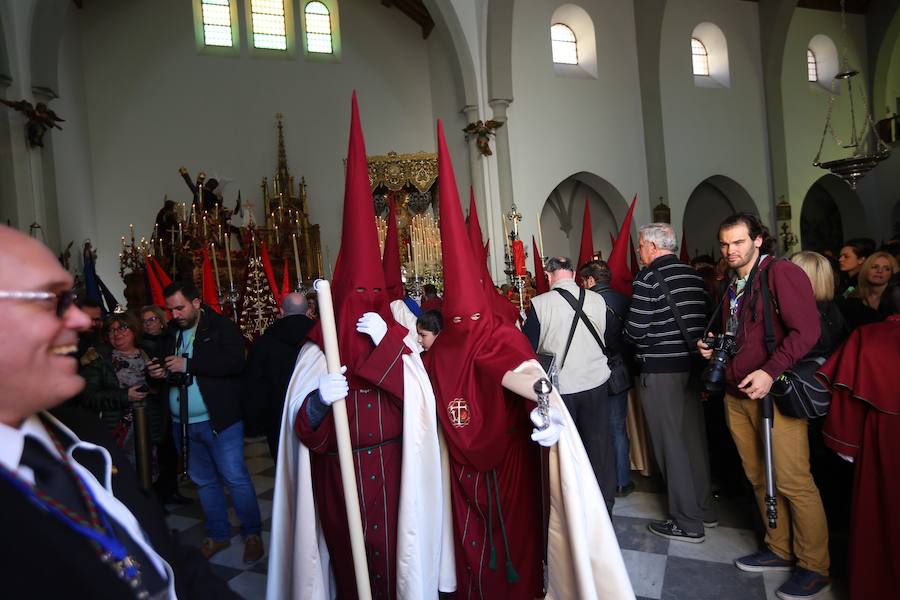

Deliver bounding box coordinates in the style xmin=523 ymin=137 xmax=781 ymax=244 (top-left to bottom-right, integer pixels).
xmin=210 ymin=243 xmax=222 ymax=293
xmin=181 ymin=202 xmax=186 ymax=222
xmin=537 ymin=212 xmax=544 ymax=258
xmin=129 ymin=223 xmax=135 ymax=241
xmin=202 ymin=214 xmax=207 ymax=239
xmin=224 ymin=233 xmax=233 ymax=288
xmin=178 ymin=222 xmax=183 ymax=245
xmin=274 ymin=225 xmax=280 ymax=245
xmin=291 ymin=233 xmax=303 ymax=287
xmin=502 ymin=218 xmax=511 ymax=256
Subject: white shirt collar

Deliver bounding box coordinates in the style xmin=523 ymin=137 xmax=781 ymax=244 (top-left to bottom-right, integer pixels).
xmin=0 ymin=414 xmax=62 ymax=484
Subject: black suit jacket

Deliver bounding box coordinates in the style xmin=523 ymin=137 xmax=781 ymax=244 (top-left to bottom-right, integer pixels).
xmin=162 ymin=307 xmax=247 ymax=432
xmin=1 ymin=404 xmax=239 ymax=599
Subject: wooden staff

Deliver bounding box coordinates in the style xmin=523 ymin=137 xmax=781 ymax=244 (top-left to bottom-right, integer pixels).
xmin=313 ymin=279 xmax=373 ymax=600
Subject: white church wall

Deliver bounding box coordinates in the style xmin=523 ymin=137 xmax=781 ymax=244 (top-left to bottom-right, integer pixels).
xmin=427 ymin=28 xmax=472 ymax=201
xmin=63 ymin=0 xmax=451 ymax=297
xmin=53 ymin=7 xmax=97 ymax=262
xmin=781 ymin=8 xmax=870 ymax=249
xmin=659 ymin=0 xmax=771 ymax=237
xmin=506 ymin=0 xmax=649 ymax=257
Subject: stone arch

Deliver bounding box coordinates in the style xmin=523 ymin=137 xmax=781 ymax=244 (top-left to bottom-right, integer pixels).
xmin=539 ymin=172 xmax=628 ymax=261
xmin=421 ymin=0 xmax=479 ymax=108
xmin=29 ymin=0 xmax=71 ymax=96
xmin=683 ymin=175 xmax=756 ymax=259
xmin=800 ymin=174 xmax=867 ymax=254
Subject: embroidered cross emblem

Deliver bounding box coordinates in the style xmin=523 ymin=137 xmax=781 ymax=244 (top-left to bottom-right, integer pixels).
xmin=448 ymin=398 xmax=470 ymax=428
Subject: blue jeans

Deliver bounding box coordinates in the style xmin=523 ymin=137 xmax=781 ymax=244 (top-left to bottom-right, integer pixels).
xmin=608 ymin=389 xmax=631 ymax=487
xmin=173 ymin=420 xmax=261 ymax=541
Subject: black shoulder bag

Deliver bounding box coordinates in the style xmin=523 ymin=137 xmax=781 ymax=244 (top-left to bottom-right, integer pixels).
xmin=649 ymin=268 xmax=706 ymax=390
xmin=760 ymin=262 xmax=831 ymax=419
xmin=555 ymin=288 xmax=633 ymax=395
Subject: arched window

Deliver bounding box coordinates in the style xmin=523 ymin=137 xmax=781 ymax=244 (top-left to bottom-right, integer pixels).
xmin=250 ymin=0 xmax=288 ymax=50
xmin=305 ymin=1 xmax=333 ymax=54
xmin=807 ymin=49 xmax=818 ymax=82
xmin=200 ymin=0 xmax=235 ymax=47
xmin=551 ymin=23 xmax=578 ymax=65
xmin=691 ymin=38 xmax=709 ymax=76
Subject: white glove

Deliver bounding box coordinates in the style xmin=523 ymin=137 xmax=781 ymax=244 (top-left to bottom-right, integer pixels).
xmin=318 ymin=366 xmax=348 ymax=406
xmin=357 ymin=312 xmax=388 ymax=346
xmin=529 ymin=407 xmax=565 ymax=447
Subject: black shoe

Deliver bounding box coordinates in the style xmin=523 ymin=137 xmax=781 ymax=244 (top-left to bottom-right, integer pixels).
xmin=647 ymin=519 xmax=705 ymax=543
xmin=616 ymin=481 xmax=635 ymax=497
xmin=164 ymin=493 xmax=193 ymax=506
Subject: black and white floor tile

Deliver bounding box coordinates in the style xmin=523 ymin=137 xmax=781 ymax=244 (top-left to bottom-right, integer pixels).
xmin=165 ymin=441 xmax=848 ymax=600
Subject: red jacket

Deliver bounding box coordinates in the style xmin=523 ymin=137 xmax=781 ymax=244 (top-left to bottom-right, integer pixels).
xmin=721 ymin=256 xmax=820 ymax=398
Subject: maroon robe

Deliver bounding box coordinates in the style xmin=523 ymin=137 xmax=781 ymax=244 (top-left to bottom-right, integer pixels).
xmin=295 ymin=326 xmax=411 ymax=600
xmin=819 ymin=316 xmax=900 ymax=600
xmin=425 ymin=324 xmax=544 ymax=600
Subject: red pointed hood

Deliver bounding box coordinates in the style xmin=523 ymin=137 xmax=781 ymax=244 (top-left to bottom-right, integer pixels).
xmin=382 ymin=198 xmax=404 ymax=301
xmin=332 ymin=92 xmax=386 ymax=295
xmin=609 ymin=194 xmax=638 ymax=296
xmin=578 ymin=199 xmax=594 ymax=269
xmin=423 ymin=120 xmax=536 ymax=472
xmin=467 ymin=188 xmax=485 ymax=265
xmin=310 ymin=93 xmax=396 ymax=384
xmin=680 ymin=226 xmax=690 ymax=263
xmin=436 ymin=120 xmax=486 ymax=321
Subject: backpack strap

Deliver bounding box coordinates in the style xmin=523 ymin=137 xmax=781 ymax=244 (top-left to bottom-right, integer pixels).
xmin=555 ymin=288 xmax=585 ymax=371
xmin=554 ymin=288 xmax=608 ymax=357
xmin=759 ymin=261 xmax=778 ymax=357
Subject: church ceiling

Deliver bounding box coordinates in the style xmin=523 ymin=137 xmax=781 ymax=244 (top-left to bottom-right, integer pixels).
xmin=381 ymin=0 xmax=434 ymax=39
xmin=742 ymin=0 xmax=870 ymax=14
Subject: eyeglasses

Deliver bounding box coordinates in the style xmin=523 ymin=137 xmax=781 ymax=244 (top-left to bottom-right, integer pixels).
xmin=0 ymin=289 xmax=78 ymax=318
xmin=109 ymin=324 xmax=131 ymax=335
xmin=142 ymin=316 xmax=160 ymax=324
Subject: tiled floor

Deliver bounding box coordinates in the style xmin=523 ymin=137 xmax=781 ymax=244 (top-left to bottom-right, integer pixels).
xmin=165 ymin=440 xmax=848 ymax=600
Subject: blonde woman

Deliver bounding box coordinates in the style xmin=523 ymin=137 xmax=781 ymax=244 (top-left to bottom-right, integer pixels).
xmin=842 ymin=251 xmax=899 ymax=330
xmin=790 ymin=251 xmax=848 ymax=356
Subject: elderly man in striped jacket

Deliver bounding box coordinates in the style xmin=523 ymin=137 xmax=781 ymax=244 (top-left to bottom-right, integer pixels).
xmin=625 ymin=222 xmax=717 ymax=543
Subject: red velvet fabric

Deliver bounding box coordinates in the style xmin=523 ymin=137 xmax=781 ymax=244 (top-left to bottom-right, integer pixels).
xmin=295 ymin=326 xmax=410 ymax=600
xmin=424 ymin=120 xmax=543 ymax=599
xmin=382 ymin=198 xmax=404 ymax=302
xmin=820 ymin=317 xmax=900 ymax=599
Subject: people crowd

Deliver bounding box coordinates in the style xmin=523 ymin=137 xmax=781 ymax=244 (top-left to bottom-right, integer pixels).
xmin=2 ymin=102 xmax=898 ymax=600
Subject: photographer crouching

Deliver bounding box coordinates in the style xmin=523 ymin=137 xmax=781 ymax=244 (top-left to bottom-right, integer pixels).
xmin=698 ymin=213 xmax=829 ymax=600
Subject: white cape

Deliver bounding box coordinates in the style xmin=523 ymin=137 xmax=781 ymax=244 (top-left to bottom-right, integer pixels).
xmin=513 ymin=360 xmax=636 ymax=600
xmin=266 ymin=341 xmax=455 ymax=599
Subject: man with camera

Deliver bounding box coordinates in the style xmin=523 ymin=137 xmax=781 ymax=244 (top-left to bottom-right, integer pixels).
xmin=698 ymin=213 xmax=829 ymax=600
xmin=148 ymin=281 xmax=263 ymax=563
xmin=625 ymin=223 xmax=716 ymax=543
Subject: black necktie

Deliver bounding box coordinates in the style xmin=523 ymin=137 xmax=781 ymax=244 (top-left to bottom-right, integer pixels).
xmin=20 ymin=435 xmax=91 ymax=520
xmin=20 ymin=435 xmax=168 ymax=594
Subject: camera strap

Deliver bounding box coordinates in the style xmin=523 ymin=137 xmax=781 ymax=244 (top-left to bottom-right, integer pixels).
xmin=759 ymin=262 xmax=777 ymax=357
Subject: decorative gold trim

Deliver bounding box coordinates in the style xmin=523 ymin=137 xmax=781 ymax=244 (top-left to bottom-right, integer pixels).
xmin=367 ymin=151 xmax=437 ymax=193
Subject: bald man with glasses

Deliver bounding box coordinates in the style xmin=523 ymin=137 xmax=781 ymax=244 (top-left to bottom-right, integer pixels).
xmin=0 ymin=225 xmax=237 ymax=599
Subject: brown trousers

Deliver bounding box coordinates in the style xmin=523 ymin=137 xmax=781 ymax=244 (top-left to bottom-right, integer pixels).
xmin=725 ymin=393 xmax=830 ymax=575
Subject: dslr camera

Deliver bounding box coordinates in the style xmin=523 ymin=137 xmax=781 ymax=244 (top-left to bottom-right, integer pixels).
xmin=701 ymin=333 xmax=738 ymax=393
xmin=149 ymin=354 xmax=194 ymax=387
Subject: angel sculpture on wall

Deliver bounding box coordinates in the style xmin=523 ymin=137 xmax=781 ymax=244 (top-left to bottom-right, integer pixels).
xmin=0 ymin=99 xmax=65 ymax=148
xmin=463 ymin=119 xmax=504 ymax=157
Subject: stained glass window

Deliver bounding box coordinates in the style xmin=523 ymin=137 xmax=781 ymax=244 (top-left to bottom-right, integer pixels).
xmin=201 ymin=0 xmax=233 ymax=47
xmin=251 ymin=0 xmax=287 ymax=50
xmin=305 ymin=2 xmax=333 ymax=54
xmin=551 ymin=24 xmax=578 ymax=65
xmin=691 ymin=38 xmax=709 ymax=76
xmin=807 ymin=49 xmax=818 ymax=82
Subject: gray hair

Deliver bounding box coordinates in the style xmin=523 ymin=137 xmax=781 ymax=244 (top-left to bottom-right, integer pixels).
xmin=638 ymin=223 xmax=678 ymax=252
xmin=282 ymin=292 xmax=308 ymax=316
xmin=545 ymin=256 xmax=574 ymax=273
